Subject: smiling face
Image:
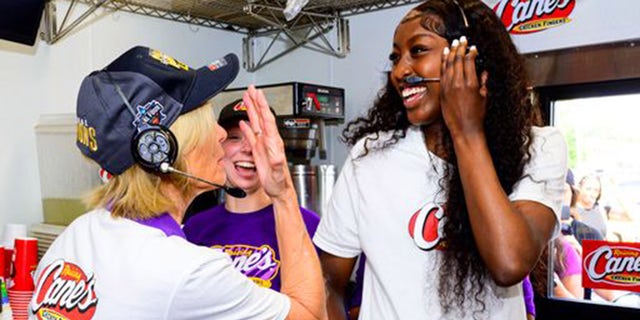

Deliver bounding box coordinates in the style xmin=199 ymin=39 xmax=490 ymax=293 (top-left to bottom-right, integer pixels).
xmin=221 ymin=126 xmax=261 ymax=193
xmin=578 ymin=176 xmax=601 ymax=209
xmin=389 ymin=12 xmax=449 ymax=126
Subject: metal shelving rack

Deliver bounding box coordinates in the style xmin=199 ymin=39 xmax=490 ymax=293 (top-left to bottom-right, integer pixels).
xmin=43 ymin=0 xmax=421 ymax=71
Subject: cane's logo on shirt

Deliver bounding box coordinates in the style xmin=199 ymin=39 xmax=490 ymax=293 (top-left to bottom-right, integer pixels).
xmin=31 ymin=259 xmax=99 ymax=320
xmin=408 ymin=203 xmax=447 ymax=251
xmin=214 ymin=244 xmax=280 ymax=288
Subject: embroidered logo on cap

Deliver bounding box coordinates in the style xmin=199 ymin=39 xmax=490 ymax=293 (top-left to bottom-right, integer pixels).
xmin=132 ymin=100 xmax=167 ymax=129
xmin=31 ymin=260 xmax=99 ymax=320
xmin=208 ymin=58 xmax=228 ymax=71
xmin=149 ymin=49 xmax=189 ymax=71
xmin=77 ymin=117 xmax=98 ymax=152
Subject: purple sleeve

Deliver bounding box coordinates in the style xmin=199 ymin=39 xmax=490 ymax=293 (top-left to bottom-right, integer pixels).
xmin=559 ymin=238 xmax=581 ymax=277
xmin=523 ymin=275 xmax=535 ymax=317
xmin=300 ymin=207 xmax=320 ymax=236
xmin=300 ymin=207 xmax=322 ymax=257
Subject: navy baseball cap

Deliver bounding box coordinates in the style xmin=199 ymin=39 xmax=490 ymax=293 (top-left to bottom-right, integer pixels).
xmin=76 ymin=46 xmax=239 ymax=175
xmin=218 ymin=98 xmax=276 ymax=129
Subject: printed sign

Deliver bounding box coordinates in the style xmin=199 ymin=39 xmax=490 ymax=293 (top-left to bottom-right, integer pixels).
xmin=31 ymin=260 xmax=99 ymax=319
xmin=582 ymin=240 xmax=640 ymax=293
xmin=493 ymin=0 xmax=576 ymax=34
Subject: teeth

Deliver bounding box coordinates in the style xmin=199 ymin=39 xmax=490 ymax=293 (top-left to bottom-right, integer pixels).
xmin=235 ymin=161 xmax=256 ymax=169
xmin=402 ymin=86 xmax=426 ymax=98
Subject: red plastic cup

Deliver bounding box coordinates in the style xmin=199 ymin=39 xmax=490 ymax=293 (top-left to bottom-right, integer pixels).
xmin=4 ymin=247 xmax=13 ymax=279
xmin=11 ymin=237 xmax=38 ymax=291
xmin=0 ymin=246 xmax=5 ymax=279
xmin=8 ymin=288 xmax=33 ymax=320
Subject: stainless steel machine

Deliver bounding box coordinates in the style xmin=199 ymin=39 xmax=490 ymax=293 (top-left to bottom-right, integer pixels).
xmin=211 ymin=82 xmax=344 ymax=216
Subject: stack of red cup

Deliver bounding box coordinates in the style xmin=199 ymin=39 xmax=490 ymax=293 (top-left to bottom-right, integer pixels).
xmin=8 ymin=237 xmax=38 ymax=320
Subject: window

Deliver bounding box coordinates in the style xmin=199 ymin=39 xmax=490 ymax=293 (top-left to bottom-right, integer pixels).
xmin=541 ymin=80 xmax=640 ymax=308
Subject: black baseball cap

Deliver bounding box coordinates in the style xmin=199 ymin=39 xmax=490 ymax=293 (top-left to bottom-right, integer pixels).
xmin=76 ymin=46 xmax=239 ymax=175
xmin=218 ymin=98 xmax=276 ymax=129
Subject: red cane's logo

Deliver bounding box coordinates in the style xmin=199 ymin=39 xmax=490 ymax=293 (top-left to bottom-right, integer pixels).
xmin=31 ymin=260 xmax=99 ymax=320
xmin=408 ymin=204 xmax=447 ymax=251
xmin=494 ymin=0 xmax=575 ymax=34
xmin=582 ymin=241 xmax=640 ymax=292
xmin=233 ymin=102 xmax=248 ymax=111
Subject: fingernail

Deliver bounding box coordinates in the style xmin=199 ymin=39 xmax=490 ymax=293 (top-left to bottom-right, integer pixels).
xmin=470 ymin=45 xmax=477 ymax=52
xmin=460 ymin=36 xmax=467 ymax=44
xmin=443 ymin=47 xmax=450 ymax=55
xmin=452 ymin=39 xmax=459 ymax=47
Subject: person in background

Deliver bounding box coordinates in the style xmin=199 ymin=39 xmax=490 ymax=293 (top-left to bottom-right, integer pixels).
xmin=560 ymin=171 xmax=603 ymax=248
xmin=552 ymin=236 xmax=583 ymax=299
xmin=313 ymin=1 xmax=566 ymax=319
xmin=183 ymin=99 xmax=320 ymax=292
xmin=29 ymin=46 xmax=326 ymax=319
xmin=575 ymin=174 xmax=608 ymax=238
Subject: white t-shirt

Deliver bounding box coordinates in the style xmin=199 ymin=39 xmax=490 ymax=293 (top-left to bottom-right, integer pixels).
xmin=29 ymin=209 xmax=290 ymax=320
xmin=313 ymin=126 xmax=567 ymax=320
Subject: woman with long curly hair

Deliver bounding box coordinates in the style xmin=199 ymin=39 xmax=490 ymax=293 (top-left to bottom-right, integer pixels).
xmin=313 ymin=0 xmax=567 ymax=319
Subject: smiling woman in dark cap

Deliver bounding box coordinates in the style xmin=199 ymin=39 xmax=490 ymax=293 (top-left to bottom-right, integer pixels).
xmin=183 ymin=99 xmax=321 ymax=294
xmin=29 ymin=46 xmax=326 ymax=319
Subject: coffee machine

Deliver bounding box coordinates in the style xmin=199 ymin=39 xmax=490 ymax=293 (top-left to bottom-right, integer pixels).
xmin=211 ymin=82 xmax=344 ymax=216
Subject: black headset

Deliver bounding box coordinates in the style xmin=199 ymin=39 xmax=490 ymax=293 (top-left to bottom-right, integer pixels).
xmin=451 ymin=0 xmax=485 ymax=72
xmin=132 ymin=126 xmax=178 ymax=172
xmin=107 ymin=72 xmax=179 ymax=172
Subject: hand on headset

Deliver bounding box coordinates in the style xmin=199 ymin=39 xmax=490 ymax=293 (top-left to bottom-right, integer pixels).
xmin=238 ymin=85 xmax=293 ymax=199
xmin=439 ymin=36 xmax=489 ymax=139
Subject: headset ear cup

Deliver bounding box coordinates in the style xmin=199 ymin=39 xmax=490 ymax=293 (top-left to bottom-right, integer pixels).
xmin=132 ymin=126 xmax=178 ymax=172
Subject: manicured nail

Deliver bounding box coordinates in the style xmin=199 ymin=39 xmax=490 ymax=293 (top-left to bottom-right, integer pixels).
xmin=444 ymin=47 xmax=450 ymax=55
xmin=452 ymin=39 xmax=459 ymax=47
xmin=460 ymin=36 xmax=467 ymax=44
xmin=469 ymin=45 xmax=477 ymax=52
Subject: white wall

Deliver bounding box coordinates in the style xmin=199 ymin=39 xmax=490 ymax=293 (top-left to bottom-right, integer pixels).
xmin=0 ymin=4 xmax=251 ymax=227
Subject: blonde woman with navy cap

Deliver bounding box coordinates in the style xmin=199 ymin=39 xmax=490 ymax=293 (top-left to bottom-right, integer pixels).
xmin=29 ymin=46 xmax=326 ymax=320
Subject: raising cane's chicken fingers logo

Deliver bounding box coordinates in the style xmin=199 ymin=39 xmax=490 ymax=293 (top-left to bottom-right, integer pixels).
xmin=494 ymin=0 xmax=576 ymax=34
xmin=582 ymin=241 xmax=640 ymax=292
xmin=31 ymin=260 xmax=99 ymax=320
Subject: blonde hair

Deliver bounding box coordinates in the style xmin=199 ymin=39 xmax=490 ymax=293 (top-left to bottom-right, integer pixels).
xmin=85 ymin=103 xmax=217 ymax=219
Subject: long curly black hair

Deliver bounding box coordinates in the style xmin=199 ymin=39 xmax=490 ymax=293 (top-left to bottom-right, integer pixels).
xmin=342 ymin=0 xmax=541 ymax=315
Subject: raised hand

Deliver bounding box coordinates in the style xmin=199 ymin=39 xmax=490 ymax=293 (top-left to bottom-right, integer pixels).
xmin=439 ymin=36 xmax=489 ymax=138
xmin=238 ymin=85 xmax=291 ymax=198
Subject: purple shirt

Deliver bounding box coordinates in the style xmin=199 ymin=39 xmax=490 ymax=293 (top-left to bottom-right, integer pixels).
xmin=558 ymin=237 xmax=581 ymax=278
xmin=135 ymin=213 xmax=186 ymax=239
xmin=523 ymin=275 xmax=535 ymax=317
xmin=183 ymin=204 xmax=320 ymax=292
